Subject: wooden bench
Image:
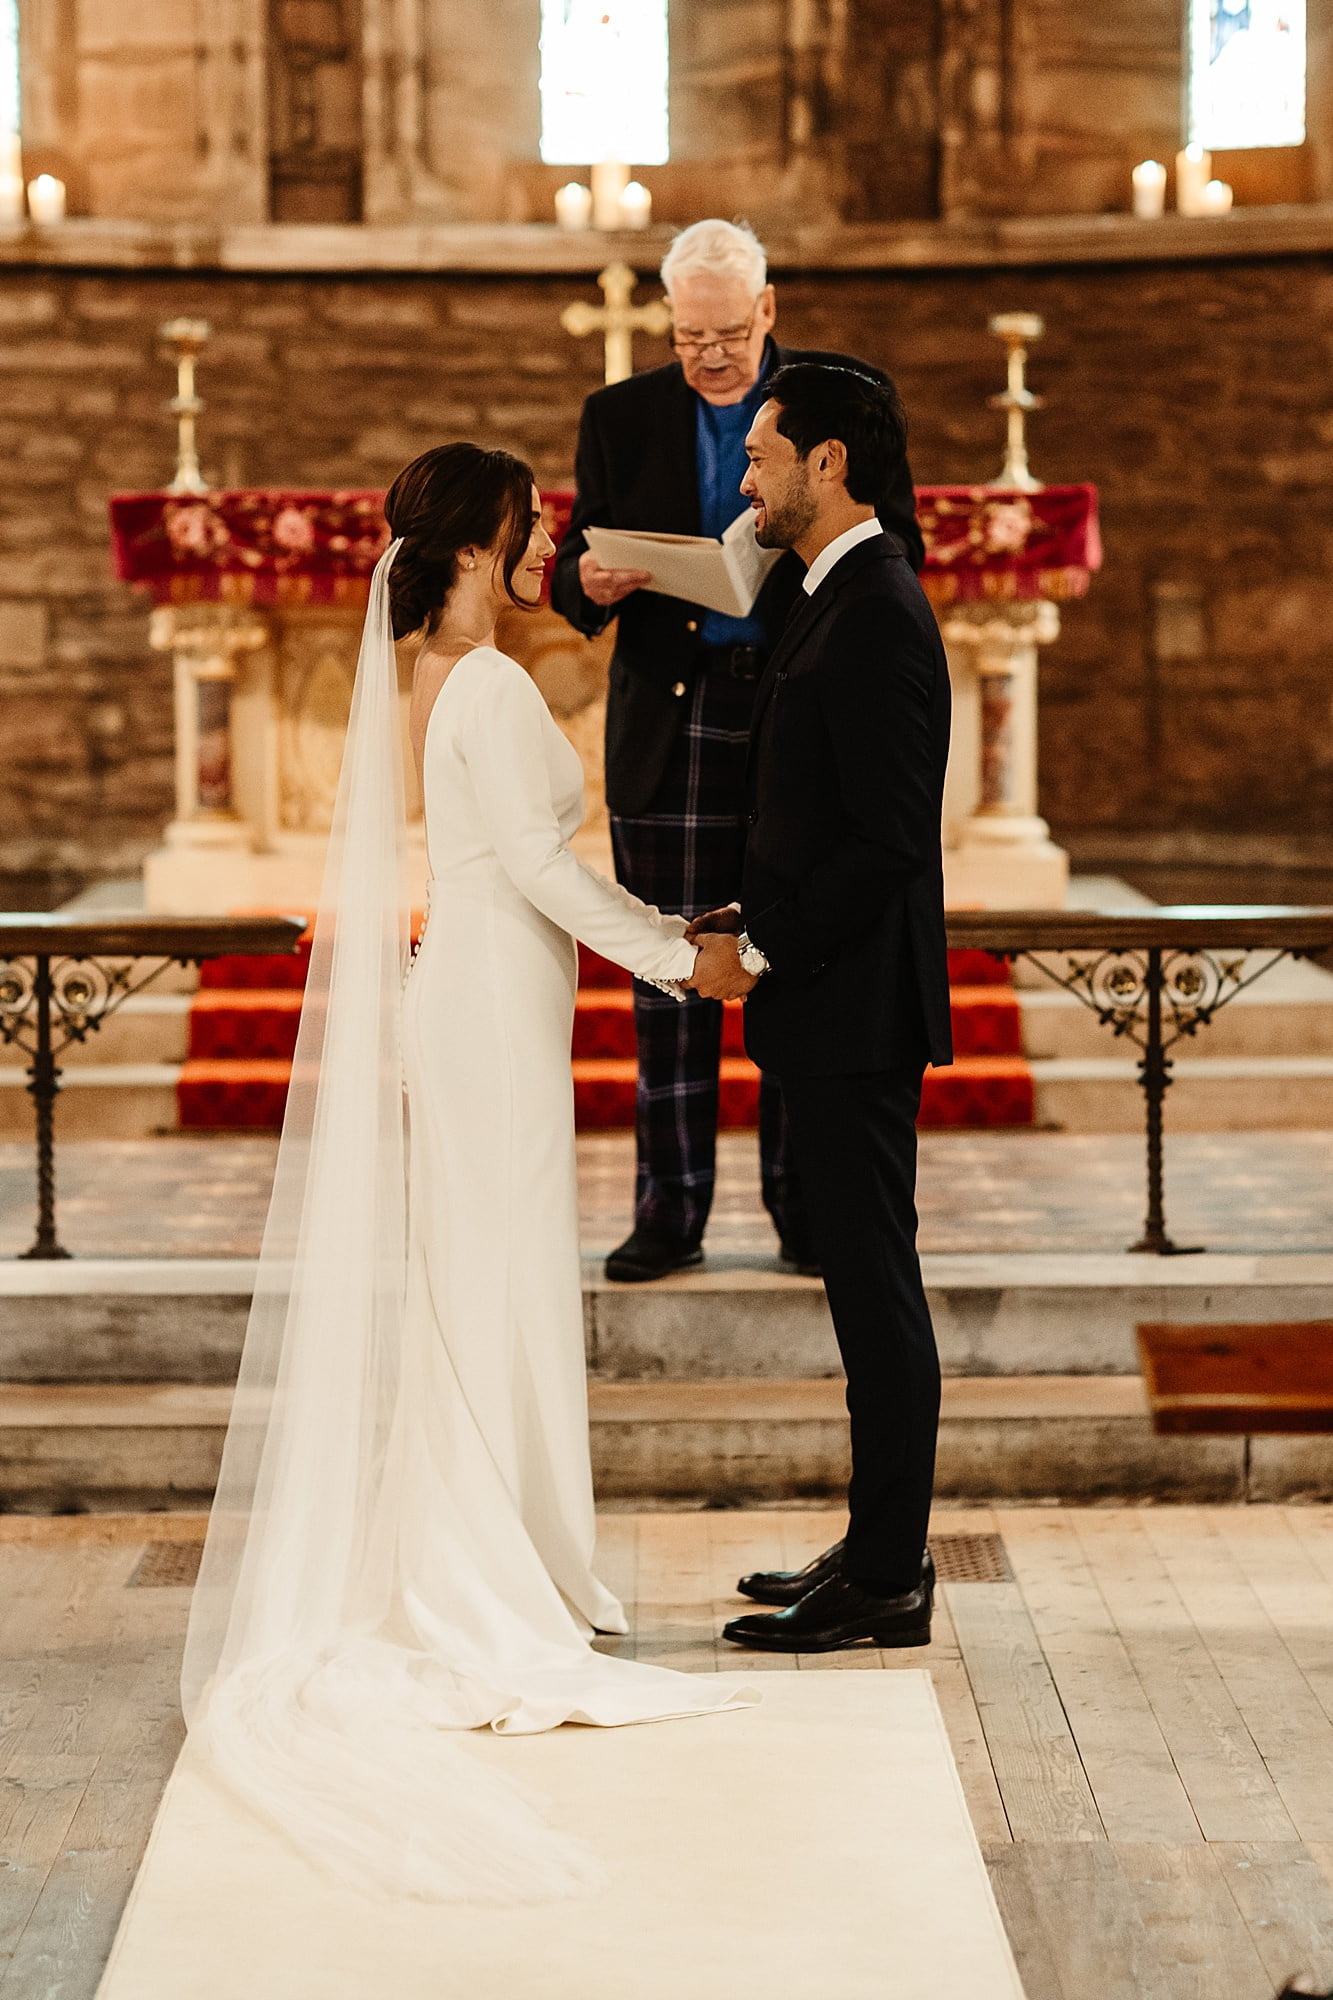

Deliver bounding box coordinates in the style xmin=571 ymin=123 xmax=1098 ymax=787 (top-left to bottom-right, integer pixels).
xmin=1136 ymin=1320 xmax=1333 ymax=1435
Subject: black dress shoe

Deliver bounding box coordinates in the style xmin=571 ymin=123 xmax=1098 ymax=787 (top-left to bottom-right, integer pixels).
xmin=604 ymin=1229 xmax=704 ymax=1283
xmin=737 ymin=1542 xmax=935 ymax=1608
xmin=778 ymin=1239 xmax=823 ymax=1278
xmin=723 ymin=1572 xmax=932 ymax=1654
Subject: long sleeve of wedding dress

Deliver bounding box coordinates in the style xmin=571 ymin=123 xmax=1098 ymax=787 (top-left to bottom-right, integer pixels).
xmin=457 ymin=647 xmax=699 ymax=985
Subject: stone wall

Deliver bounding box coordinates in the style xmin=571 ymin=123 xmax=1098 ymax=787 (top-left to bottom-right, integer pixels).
xmin=0 ymin=251 xmax=1330 ymax=903
xmin=18 ymin=0 xmax=1333 ymax=229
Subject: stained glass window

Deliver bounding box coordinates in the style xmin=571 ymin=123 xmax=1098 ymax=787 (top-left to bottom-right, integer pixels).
xmin=539 ymin=0 xmax=669 ymax=166
xmin=1188 ymin=0 xmax=1306 ymax=149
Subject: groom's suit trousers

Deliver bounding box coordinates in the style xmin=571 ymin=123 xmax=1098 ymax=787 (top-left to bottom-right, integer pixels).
xmin=778 ymin=1056 xmax=941 ymax=1594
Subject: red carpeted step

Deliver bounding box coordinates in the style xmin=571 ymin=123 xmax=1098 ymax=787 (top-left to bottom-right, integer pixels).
xmin=919 ymin=1058 xmax=1034 ymax=1128
xmin=946 ymin=946 xmax=1011 ymax=988
xmin=577 ymin=943 xmax=631 ymax=990
xmin=178 ymin=1058 xmax=292 ymax=1129
xmin=572 ymin=984 xmax=1022 ymax=1061
xmin=948 ymin=985 xmax=1023 ymax=1058
xmin=189 ymin=989 xmax=303 ymax=1061
xmin=199 ymin=937 xmax=312 ymax=991
xmin=572 ymin=1052 xmax=1034 ymax=1131
xmin=179 ymin=920 xmax=1033 ymax=1132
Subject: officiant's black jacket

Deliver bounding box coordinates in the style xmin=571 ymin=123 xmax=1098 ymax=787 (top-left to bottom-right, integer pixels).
xmin=550 ymin=341 xmax=925 ymax=816
xmin=740 ymin=531 xmax=953 ymax=1078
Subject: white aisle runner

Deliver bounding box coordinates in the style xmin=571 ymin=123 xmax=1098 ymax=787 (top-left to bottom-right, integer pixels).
xmin=97 ymin=1672 xmax=1024 ymax=2000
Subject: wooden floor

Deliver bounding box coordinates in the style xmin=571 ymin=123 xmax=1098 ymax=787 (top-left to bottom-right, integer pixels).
xmin=4 ymin=1508 xmax=1333 ymax=1998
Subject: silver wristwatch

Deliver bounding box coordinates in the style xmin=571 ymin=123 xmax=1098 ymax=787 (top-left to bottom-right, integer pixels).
xmin=736 ymin=930 xmax=770 ymax=979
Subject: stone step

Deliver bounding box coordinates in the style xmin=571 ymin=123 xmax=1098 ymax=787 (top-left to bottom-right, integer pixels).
xmin=2 ymin=1375 xmax=1328 ymax=1509
xmin=1019 ymin=953 xmax=1333 ymax=1059
xmin=1032 ymin=1055 xmax=1333 ymax=1131
xmin=4 ymin=1252 xmax=1332 ymax=1383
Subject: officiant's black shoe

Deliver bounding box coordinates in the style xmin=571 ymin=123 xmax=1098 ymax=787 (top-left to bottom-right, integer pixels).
xmin=722 ymin=1573 xmax=932 ymax=1654
xmin=778 ymin=1238 xmax=823 ymax=1278
xmin=604 ymin=1229 xmax=704 ymax=1283
xmin=737 ymin=1542 xmax=935 ymax=1608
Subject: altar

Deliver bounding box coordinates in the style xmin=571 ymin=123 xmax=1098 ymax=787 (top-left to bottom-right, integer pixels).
xmin=108 ymin=482 xmax=1100 ymax=914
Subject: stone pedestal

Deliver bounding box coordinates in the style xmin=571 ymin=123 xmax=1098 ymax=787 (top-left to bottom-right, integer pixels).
xmin=939 ymin=600 xmax=1069 ymax=909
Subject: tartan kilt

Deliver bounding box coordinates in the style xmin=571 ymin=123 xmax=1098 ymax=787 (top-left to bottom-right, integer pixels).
xmin=609 ymin=669 xmax=800 ymax=1246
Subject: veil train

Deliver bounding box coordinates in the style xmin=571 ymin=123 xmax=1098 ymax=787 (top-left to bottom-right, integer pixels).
xmin=179 ymin=544 xmax=604 ymax=1901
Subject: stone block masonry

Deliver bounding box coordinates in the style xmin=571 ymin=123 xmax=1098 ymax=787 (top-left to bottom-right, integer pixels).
xmin=0 ymin=252 xmax=1330 ymax=902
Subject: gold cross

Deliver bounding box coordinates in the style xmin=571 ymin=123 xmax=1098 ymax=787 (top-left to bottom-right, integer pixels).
xmin=561 ymin=262 xmax=671 ymax=386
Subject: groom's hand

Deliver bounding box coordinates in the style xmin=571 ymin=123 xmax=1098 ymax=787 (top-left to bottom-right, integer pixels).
xmin=579 ymin=551 xmax=653 ymax=607
xmin=685 ymin=906 xmax=743 ymax=942
xmin=687 ymin=933 xmax=759 ymax=1001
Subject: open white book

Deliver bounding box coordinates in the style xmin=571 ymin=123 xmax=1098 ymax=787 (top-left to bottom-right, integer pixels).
xmin=585 ymin=510 xmax=783 ymax=619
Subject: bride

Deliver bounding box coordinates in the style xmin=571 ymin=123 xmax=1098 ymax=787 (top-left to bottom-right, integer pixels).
xmin=180 ymin=444 xmax=752 ymax=1904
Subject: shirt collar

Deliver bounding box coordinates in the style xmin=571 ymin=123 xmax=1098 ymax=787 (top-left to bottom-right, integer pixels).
xmin=802 ymin=517 xmax=882 ymax=597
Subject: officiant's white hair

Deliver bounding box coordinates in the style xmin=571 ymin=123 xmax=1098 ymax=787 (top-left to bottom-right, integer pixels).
xmin=661 ymin=219 xmax=768 ymax=297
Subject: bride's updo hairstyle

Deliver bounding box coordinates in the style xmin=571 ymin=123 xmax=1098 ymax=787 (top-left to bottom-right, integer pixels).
xmin=384 ymin=442 xmax=537 ymax=641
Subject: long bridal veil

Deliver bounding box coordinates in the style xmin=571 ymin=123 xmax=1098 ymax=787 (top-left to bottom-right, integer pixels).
xmin=179 ymin=543 xmax=602 ymax=1901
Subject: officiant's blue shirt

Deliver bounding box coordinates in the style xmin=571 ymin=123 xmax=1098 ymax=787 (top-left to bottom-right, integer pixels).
xmin=694 ymin=373 xmax=770 ymax=647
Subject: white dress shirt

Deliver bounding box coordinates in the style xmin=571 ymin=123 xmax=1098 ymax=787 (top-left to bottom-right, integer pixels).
xmin=801 ymin=515 xmax=883 ymax=597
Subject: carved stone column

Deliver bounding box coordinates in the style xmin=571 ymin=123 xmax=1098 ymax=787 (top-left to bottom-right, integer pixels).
xmin=937 ymin=0 xmax=1031 ymax=220
xmin=940 ymin=601 xmax=1069 ymax=907
xmin=779 ymin=0 xmax=850 ymax=217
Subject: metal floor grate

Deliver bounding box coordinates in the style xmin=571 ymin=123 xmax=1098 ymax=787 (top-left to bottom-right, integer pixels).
xmin=932 ymin=1531 xmax=1012 ymax=1584
xmin=124 ymin=1532 xmax=1012 ymax=1590
xmin=127 ymin=1539 xmax=205 ymax=1589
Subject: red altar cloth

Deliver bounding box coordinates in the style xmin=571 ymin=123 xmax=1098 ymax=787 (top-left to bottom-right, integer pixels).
xmin=109 ymin=483 xmax=1099 ymax=608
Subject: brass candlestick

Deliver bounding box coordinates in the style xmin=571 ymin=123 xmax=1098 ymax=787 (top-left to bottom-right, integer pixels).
xmin=160 ymin=317 xmax=212 ymax=494
xmin=987 ymin=313 xmax=1045 ymax=492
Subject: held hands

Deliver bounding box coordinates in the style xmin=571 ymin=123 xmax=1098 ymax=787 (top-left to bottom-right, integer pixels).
xmin=684 ymin=906 xmax=743 ymax=942
xmin=686 ymin=931 xmax=759 ymax=1002
xmin=579 ymin=550 xmax=654 ymax=609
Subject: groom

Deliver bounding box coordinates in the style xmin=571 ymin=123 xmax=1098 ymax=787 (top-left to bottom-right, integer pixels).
xmin=688 ymin=363 xmax=952 ymax=1653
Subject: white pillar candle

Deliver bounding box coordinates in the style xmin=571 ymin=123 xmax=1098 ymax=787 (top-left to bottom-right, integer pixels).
xmin=1175 ymin=144 xmax=1212 ymax=216
xmin=590 ymin=158 xmax=630 ymax=230
xmin=1131 ymin=160 xmax=1167 ymax=219
xmin=619 ymin=180 xmax=652 ymax=229
xmin=554 ymin=181 xmax=593 ymax=229
xmin=0 ymin=172 xmax=24 ymax=225
xmin=1199 ymin=178 xmax=1234 ymax=215
xmin=26 ymin=174 xmax=67 ymax=225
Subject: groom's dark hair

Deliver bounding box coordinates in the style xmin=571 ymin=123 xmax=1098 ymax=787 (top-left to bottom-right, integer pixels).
xmin=766 ymin=363 xmax=908 ymax=505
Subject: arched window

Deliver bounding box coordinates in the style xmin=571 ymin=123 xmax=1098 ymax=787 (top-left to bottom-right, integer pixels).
xmin=539 ymin=0 xmax=669 ymax=166
xmin=1188 ymin=0 xmax=1306 ymax=149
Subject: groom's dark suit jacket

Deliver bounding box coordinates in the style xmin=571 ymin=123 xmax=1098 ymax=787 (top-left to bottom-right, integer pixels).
xmin=740 ymin=531 xmax=953 ymax=1078
xmin=550 ymin=341 xmax=924 ymax=816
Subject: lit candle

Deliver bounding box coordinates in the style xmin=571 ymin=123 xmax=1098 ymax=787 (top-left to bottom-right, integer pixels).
xmin=1131 ymin=160 xmax=1167 ymax=219
xmin=619 ymin=180 xmax=652 ymax=229
xmin=590 ymin=158 xmax=630 ymax=231
xmin=0 ymin=173 xmax=23 ymax=226
xmin=1175 ymin=144 xmax=1212 ymax=217
xmin=554 ymin=181 xmax=593 ymax=230
xmin=26 ymin=174 xmax=67 ymax=225
xmin=1198 ymin=178 xmax=1234 ymax=215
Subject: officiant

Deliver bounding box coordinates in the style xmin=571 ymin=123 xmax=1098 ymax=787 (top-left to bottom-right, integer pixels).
xmin=552 ymin=218 xmax=924 ymax=1283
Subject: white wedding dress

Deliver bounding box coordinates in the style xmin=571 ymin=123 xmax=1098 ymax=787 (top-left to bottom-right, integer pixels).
xmin=393 ymin=643 xmax=727 ymax=1710
xmin=181 ymin=555 xmax=750 ymax=1909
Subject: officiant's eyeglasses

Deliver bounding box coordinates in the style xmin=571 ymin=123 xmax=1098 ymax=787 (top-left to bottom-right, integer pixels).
xmin=669 ymin=308 xmax=761 ymax=357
